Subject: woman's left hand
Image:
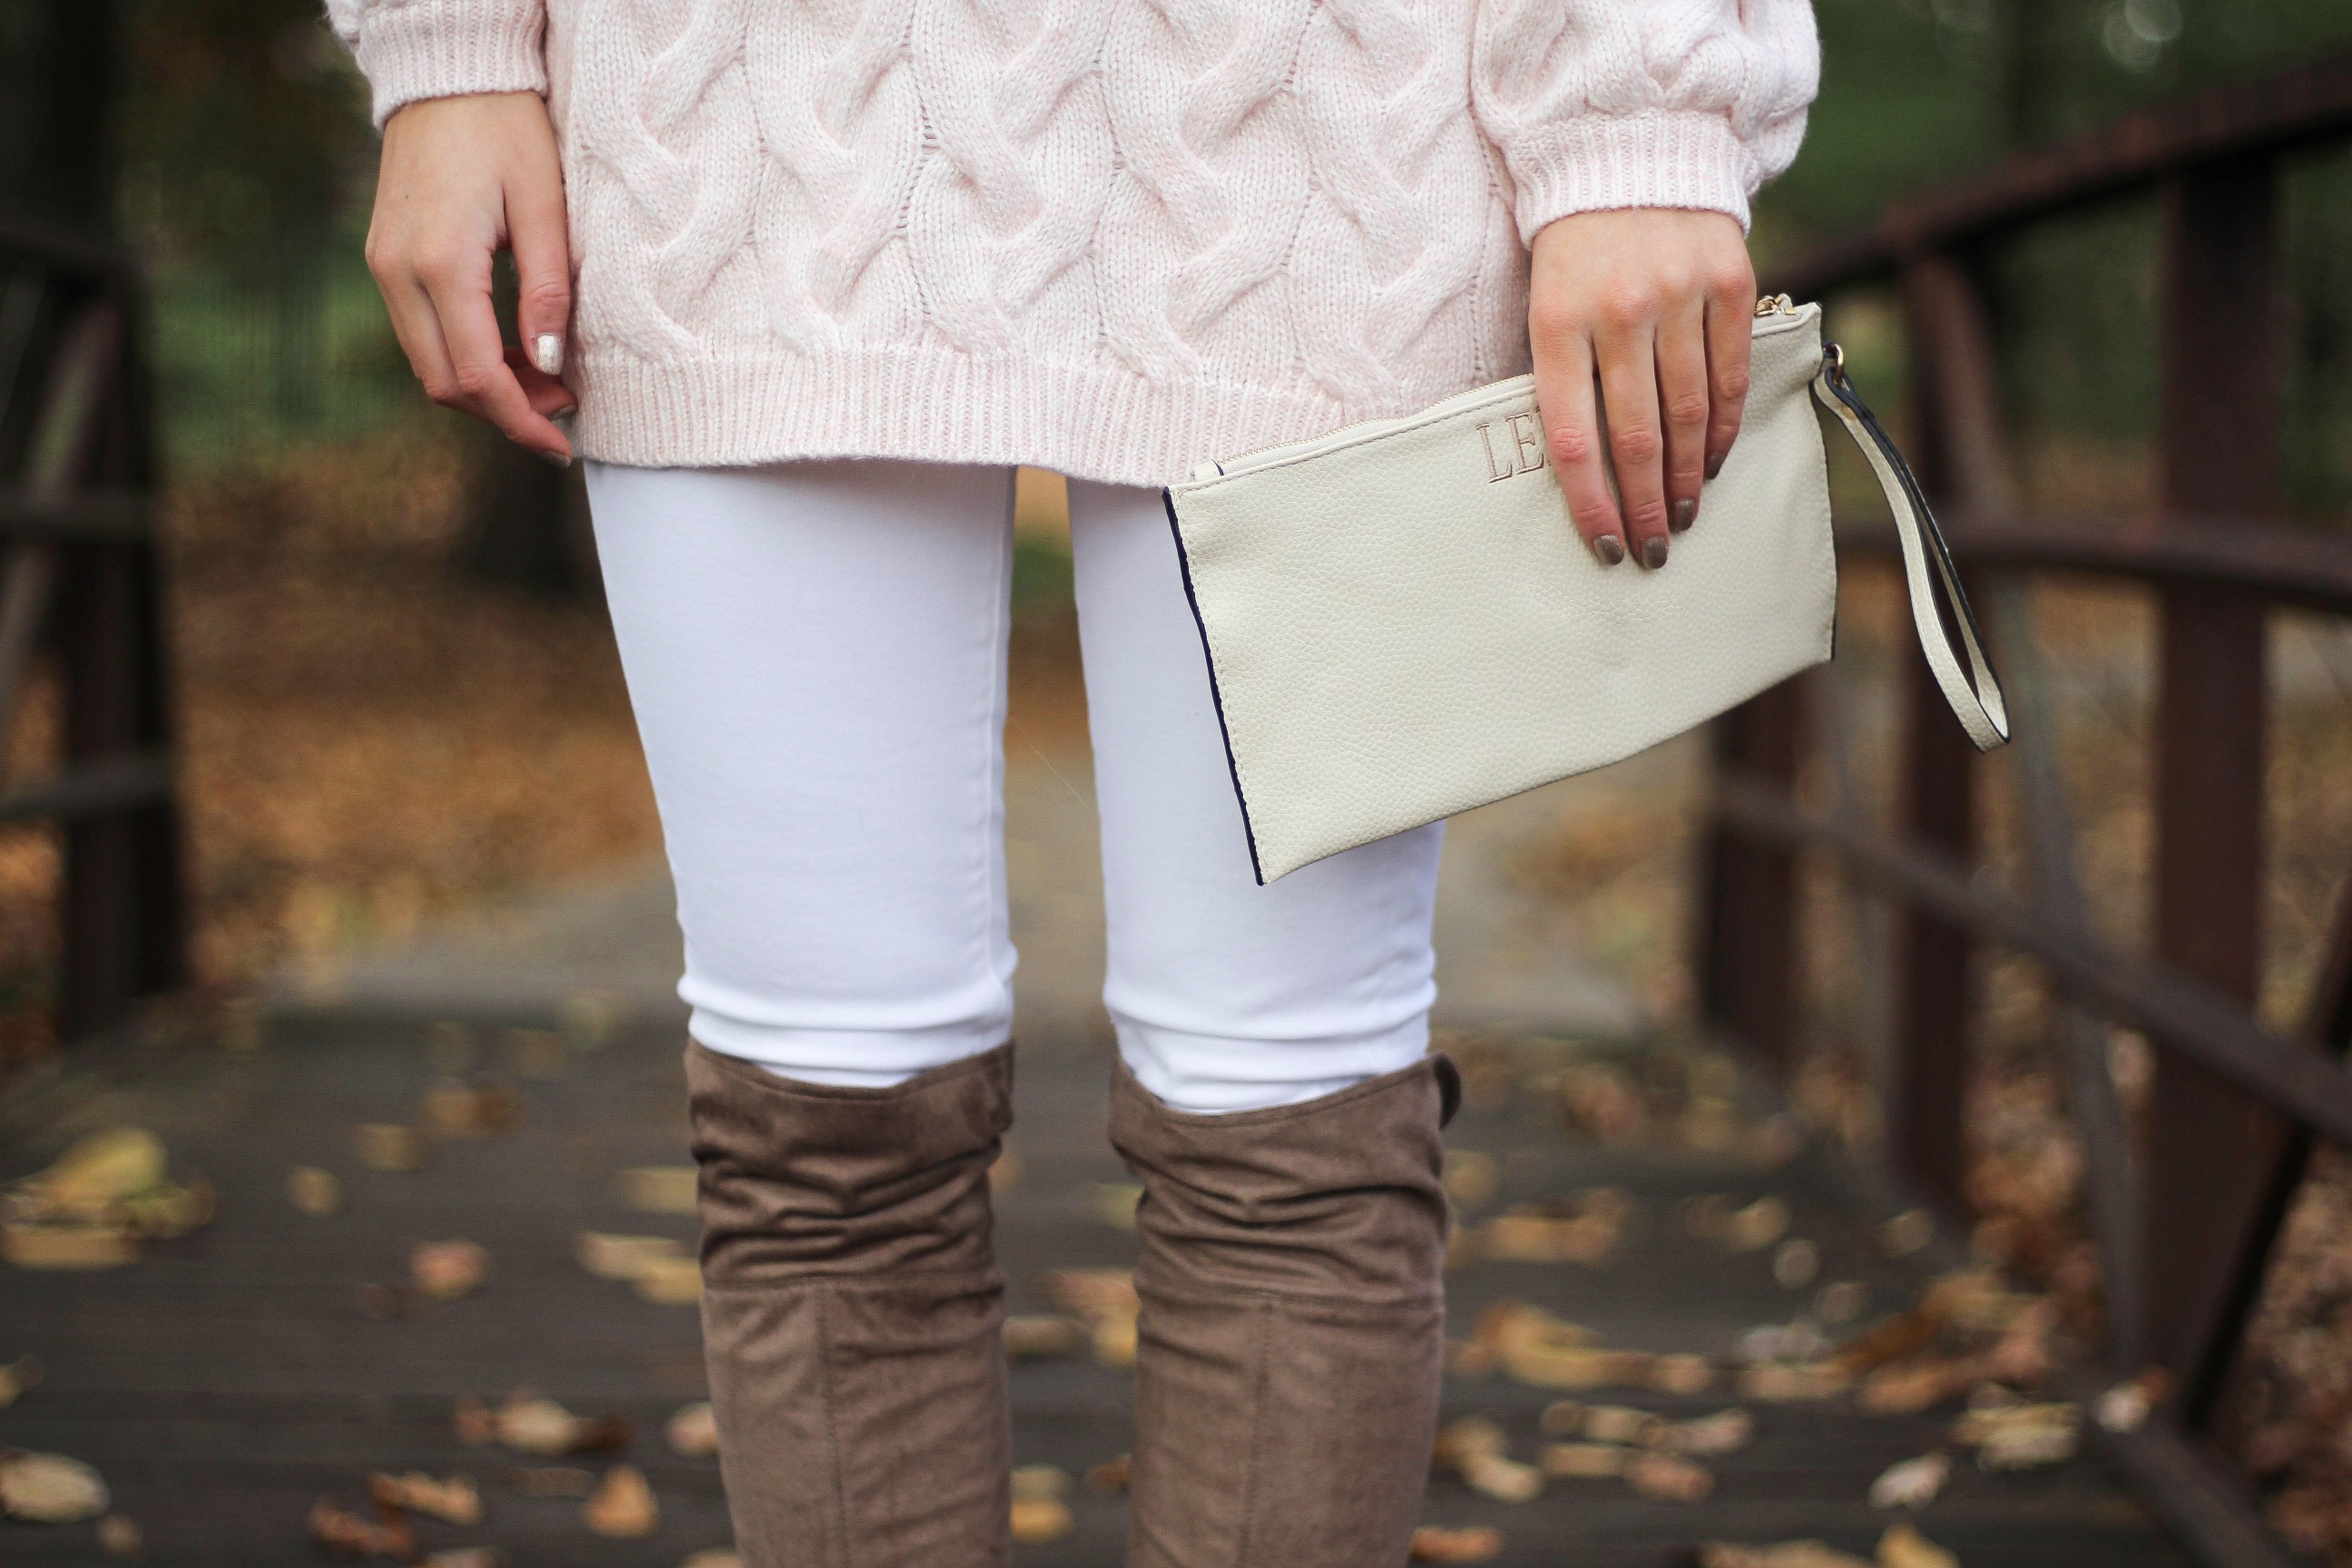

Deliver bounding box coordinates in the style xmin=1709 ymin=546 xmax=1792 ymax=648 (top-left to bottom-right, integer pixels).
xmin=1526 ymin=209 xmax=1758 ymax=571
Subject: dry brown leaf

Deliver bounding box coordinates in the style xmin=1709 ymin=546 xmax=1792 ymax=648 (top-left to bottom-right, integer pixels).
xmin=1091 ymin=1310 xmax=1139 ymax=1369
xmin=4 ymin=1222 xmax=139 ymax=1270
xmin=1011 ymin=1464 xmax=1071 ymax=1502
xmin=420 ymin=1080 xmax=521 ymax=1139
xmin=1723 ymin=1196 xmax=1792 ymax=1252
xmin=1953 ymin=1397 xmax=2078 ymax=1470
xmin=2093 ymin=1370 xmax=2167 ymax=1434
xmin=287 ymin=1166 xmax=342 ymax=1216
xmin=989 ymin=1147 xmax=1024 ymax=1192
xmin=1444 ymin=1338 xmax=1496 ymax=1378
xmin=1737 ymin=1362 xmax=1851 ymax=1403
xmin=584 ymin=1465 xmax=659 ymax=1537
xmin=632 ymin=1255 xmax=705 ymax=1305
xmin=1035 ymin=1268 xmax=1138 ymax=1318
xmin=681 ymin=1552 xmax=744 ymax=1568
xmin=667 ymin=1401 xmax=719 ymax=1457
xmin=453 ymin=1396 xmax=496 ymax=1446
xmin=1833 ymin=1311 xmax=1939 ymax=1376
xmin=1462 ymin=1452 xmax=1543 ymax=1504
xmin=368 ymin=1471 xmax=481 ymax=1525
xmin=1867 ymin=1452 xmax=1950 ymax=1510
xmin=306 ymin=1497 xmax=416 ymax=1559
xmin=1090 ymin=1183 xmax=1142 ymax=1231
xmin=355 ymin=1124 xmax=429 ymax=1173
xmin=1541 ymin=1442 xmax=1628 ymax=1479
xmin=411 ymin=1240 xmax=489 ymax=1300
xmin=1010 ymin=1495 xmax=1073 ymax=1544
xmin=96 ymin=1513 xmax=142 ymax=1556
xmin=1085 ymin=1454 xmax=1131 ymax=1493
xmin=1656 ymin=1409 xmax=1755 ymax=1457
xmin=1433 ymin=1416 xmax=1508 ymax=1471
xmin=576 ymin=1230 xmax=685 ymax=1280
xmin=1700 ymin=1543 xmax=1873 ymax=1568
xmin=421 ymin=1551 xmax=504 ymax=1568
xmin=0 ymin=1449 xmax=110 ymax=1522
xmin=1579 ymin=1406 xmax=1663 ymax=1446
xmin=1624 ymin=1452 xmax=1712 ymax=1501
xmin=1410 ymin=1524 xmax=1505 ymax=1562
xmin=1877 ymin=1522 xmax=1960 ymax=1568
xmin=0 ymin=1354 xmax=39 ymax=1409
xmin=1857 ymin=1359 xmax=1975 ymax=1417
xmin=1773 ymin=1239 xmax=1820 ymax=1289
xmin=491 ymin=1392 xmax=630 ymax=1456
xmin=1004 ymin=1315 xmax=1085 ymax=1359
xmin=616 ymin=1166 xmax=699 ymax=1215
xmin=1444 ymin=1151 xmax=1498 ymax=1210
xmin=1878 ymin=1210 xmax=1936 ymax=1258
xmin=10 ymin=1128 xmax=165 ymax=1219
xmin=1648 ymin=1354 xmax=1717 ymax=1395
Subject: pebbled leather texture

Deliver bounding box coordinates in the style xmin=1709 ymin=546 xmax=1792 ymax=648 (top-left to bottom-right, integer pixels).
xmin=1167 ymin=306 xmax=1838 ymax=883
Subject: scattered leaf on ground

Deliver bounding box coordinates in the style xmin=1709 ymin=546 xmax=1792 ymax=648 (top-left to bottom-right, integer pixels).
xmin=667 ymin=1402 xmax=719 ymax=1457
xmin=1011 ymin=1465 xmax=1071 ymax=1501
xmin=420 ymin=1080 xmax=521 ymax=1139
xmin=1624 ymin=1452 xmax=1712 ymax=1501
xmin=1090 ymin=1183 xmax=1142 ymax=1231
xmin=1463 ymin=1453 xmax=1543 ymax=1503
xmin=616 ymin=1166 xmax=698 ymax=1215
xmin=1443 ymin=1151 xmax=1498 ymax=1210
xmin=681 ymin=1552 xmax=743 ymax=1568
xmin=1737 ymin=1362 xmax=1851 ymax=1403
xmin=1773 ymin=1239 xmax=1820 ymax=1289
xmin=4 ymin=1223 xmax=139 ymax=1270
xmin=288 ymin=1166 xmax=343 ymax=1216
xmin=1868 ymin=1452 xmax=1950 ymax=1510
xmin=1410 ymin=1524 xmax=1504 ymax=1562
xmin=577 ymin=1230 xmax=685 ymax=1280
xmin=2094 ymin=1370 xmax=2167 ymax=1434
xmin=492 ymin=1393 xmax=631 ymax=1456
xmin=1879 ymin=1210 xmax=1936 ymax=1258
xmin=989 ymin=1148 xmax=1024 ymax=1192
xmin=1541 ymin=1443 xmax=1627 ymax=1479
xmin=0 ymin=1354 xmax=43 ymax=1408
xmin=421 ymin=1550 xmax=504 ymax=1568
xmin=584 ymin=1465 xmax=658 ymax=1537
xmin=1656 ymin=1409 xmax=1755 ymax=1456
xmin=96 ymin=1513 xmax=142 ymax=1555
xmin=368 ymin=1472 xmax=481 ymax=1525
xmin=1085 ymin=1454 xmax=1131 ymax=1493
xmin=0 ymin=1449 xmax=110 ymax=1522
xmin=306 ymin=1497 xmax=416 ymax=1559
xmin=411 ymin=1240 xmax=489 ymax=1300
xmin=1700 ymin=1543 xmax=1872 ymax=1568
xmin=1877 ymin=1522 xmax=1961 ymax=1568
xmin=1010 ymin=1495 xmax=1073 ymax=1544
xmin=504 ymin=1028 xmax=570 ymax=1080
xmin=1004 ymin=1315 xmax=1085 ymax=1359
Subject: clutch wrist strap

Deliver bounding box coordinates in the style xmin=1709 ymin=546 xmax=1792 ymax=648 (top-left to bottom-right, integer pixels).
xmin=1810 ymin=349 xmax=2012 ymax=752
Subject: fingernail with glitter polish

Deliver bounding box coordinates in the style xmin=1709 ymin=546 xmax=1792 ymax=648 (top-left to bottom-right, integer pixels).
xmin=1671 ymin=498 xmax=1697 ymax=533
xmin=537 ymin=449 xmax=572 ymax=469
xmin=1643 ymin=535 xmax=1669 ymax=570
xmin=1593 ymin=534 xmax=1625 ymax=566
xmin=1705 ymin=452 xmax=1725 ymax=481
xmin=534 ymin=333 xmax=564 ymax=377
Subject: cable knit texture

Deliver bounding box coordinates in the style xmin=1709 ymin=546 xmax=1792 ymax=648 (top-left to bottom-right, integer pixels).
xmin=331 ymin=1 xmax=1818 ymax=485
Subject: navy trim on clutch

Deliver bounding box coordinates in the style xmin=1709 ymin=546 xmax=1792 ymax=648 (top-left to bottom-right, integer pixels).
xmin=1161 ymin=487 xmax=1269 ymax=887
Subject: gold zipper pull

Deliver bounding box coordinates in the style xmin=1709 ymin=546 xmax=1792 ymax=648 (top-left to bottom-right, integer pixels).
xmin=1754 ymin=293 xmax=1797 ymax=318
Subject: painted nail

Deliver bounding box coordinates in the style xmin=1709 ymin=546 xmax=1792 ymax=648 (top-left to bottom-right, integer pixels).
xmin=1671 ymin=497 xmax=1697 ymax=533
xmin=1592 ymin=534 xmax=1625 ymax=566
xmin=536 ymin=449 xmax=573 ymax=469
xmin=1705 ymin=452 xmax=1725 ymax=481
xmin=1642 ymin=535 xmax=1669 ymax=570
xmin=534 ymin=333 xmax=565 ymax=377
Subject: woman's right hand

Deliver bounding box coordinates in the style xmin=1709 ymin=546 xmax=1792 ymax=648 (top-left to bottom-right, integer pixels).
xmin=366 ymin=92 xmax=576 ymax=463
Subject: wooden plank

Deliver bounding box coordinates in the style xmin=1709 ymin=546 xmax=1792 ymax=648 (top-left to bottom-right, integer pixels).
xmin=1697 ymin=681 xmax=1803 ymax=1067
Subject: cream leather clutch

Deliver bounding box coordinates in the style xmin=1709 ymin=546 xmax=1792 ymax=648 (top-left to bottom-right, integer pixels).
xmin=1164 ymin=298 xmax=2008 ymax=884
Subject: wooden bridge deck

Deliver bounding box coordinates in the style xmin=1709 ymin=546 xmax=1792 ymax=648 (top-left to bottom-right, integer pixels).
xmin=0 ymin=752 xmax=2193 ymax=1566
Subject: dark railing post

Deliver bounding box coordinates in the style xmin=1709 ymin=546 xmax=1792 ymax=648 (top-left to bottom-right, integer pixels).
xmin=1699 ymin=681 xmax=1802 ymax=1070
xmin=2144 ymin=154 xmax=2283 ymax=1416
xmin=1883 ymin=256 xmax=1989 ymax=1214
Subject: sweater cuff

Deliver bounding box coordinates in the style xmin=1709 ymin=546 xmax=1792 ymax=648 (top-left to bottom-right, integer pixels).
xmin=1504 ymin=110 xmax=1758 ymax=243
xmin=352 ymin=1 xmax=547 ymax=129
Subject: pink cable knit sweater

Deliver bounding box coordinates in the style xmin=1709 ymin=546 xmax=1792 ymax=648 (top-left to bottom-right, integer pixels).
xmin=330 ymin=2 xmax=1818 ymax=485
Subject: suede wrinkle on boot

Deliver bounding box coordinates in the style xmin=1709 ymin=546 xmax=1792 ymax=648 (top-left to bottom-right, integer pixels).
xmin=1110 ymin=1053 xmax=1458 ymax=1568
xmin=688 ymin=1039 xmax=1016 ymax=1568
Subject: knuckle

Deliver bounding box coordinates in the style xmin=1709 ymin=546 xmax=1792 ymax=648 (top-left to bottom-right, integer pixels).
xmin=1665 ymin=388 xmax=1710 ymax=427
xmin=1549 ymin=423 xmax=1598 ymax=467
xmin=1714 ymin=365 xmax=1752 ymax=403
xmin=1598 ymin=285 xmax=1653 ymax=329
xmin=522 ymin=276 xmax=572 ymax=314
xmin=1528 ymin=301 xmax=1578 ymax=348
xmin=449 ymin=360 xmax=503 ymax=400
xmin=1711 ymin=258 xmax=1758 ymax=299
xmin=1622 ymin=496 xmax=1670 ymax=532
xmin=1611 ymin=424 xmax=1661 ymax=466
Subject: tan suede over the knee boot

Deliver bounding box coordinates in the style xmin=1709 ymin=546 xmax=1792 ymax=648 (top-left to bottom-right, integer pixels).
xmin=1109 ymin=1053 xmax=1459 ymax=1568
xmin=687 ymin=1039 xmax=1016 ymax=1568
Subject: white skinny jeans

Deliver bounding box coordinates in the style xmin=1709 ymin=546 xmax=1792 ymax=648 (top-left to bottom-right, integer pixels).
xmin=583 ymin=459 xmax=1443 ymax=1113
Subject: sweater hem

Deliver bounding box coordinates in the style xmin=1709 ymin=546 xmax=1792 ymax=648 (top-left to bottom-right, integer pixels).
xmin=567 ymin=346 xmax=1419 ymax=489
xmin=1504 ymin=111 xmax=1757 ymax=242
xmin=356 ymin=0 xmax=547 ymax=128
